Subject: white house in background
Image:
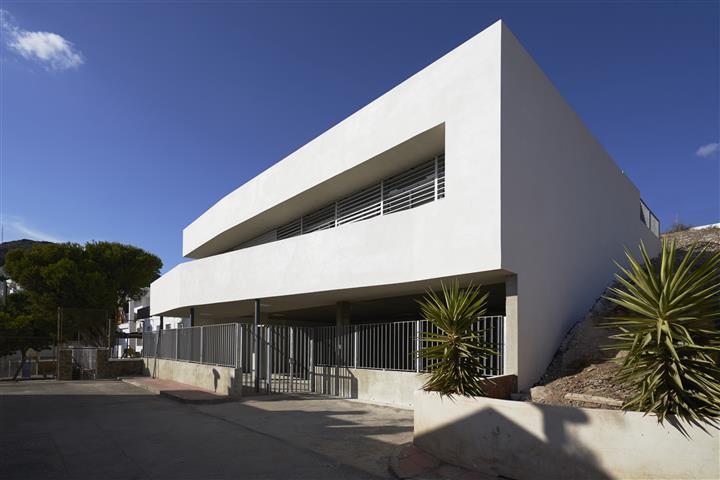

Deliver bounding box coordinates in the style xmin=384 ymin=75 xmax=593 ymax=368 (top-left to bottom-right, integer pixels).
xmin=116 ymin=290 xmax=187 ymax=356
xmin=150 ymin=21 xmax=660 ymax=390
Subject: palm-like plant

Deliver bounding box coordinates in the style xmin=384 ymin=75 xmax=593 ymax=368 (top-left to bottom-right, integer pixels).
xmin=417 ymin=281 xmax=497 ymax=397
xmin=604 ymin=239 xmax=720 ymax=423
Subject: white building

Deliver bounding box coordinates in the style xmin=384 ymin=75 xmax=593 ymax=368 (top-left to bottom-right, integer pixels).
xmin=150 ymin=21 xmax=660 ymax=391
xmin=116 ymin=290 xmax=187 ymax=356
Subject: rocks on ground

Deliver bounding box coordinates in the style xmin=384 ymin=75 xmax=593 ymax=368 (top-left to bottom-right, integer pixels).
xmin=531 ymin=226 xmax=719 ymax=410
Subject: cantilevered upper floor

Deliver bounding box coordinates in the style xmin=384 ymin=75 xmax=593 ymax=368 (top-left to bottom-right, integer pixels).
xmin=152 ymin=20 xmax=661 ymax=388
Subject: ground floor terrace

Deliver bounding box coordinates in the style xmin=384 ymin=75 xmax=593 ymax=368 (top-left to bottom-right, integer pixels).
xmin=145 ymin=274 xmax=517 ymax=405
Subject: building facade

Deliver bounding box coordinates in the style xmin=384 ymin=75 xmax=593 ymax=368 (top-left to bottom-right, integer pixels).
xmin=150 ymin=21 xmax=660 ymax=390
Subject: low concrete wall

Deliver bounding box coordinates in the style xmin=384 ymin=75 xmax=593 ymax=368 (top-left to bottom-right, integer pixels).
xmin=143 ymin=358 xmax=242 ymax=396
xmin=413 ymin=391 xmax=720 ymax=480
xmin=313 ymin=367 xmax=516 ymax=407
xmin=97 ymin=349 xmax=143 ymax=378
xmin=313 ymin=367 xmax=425 ymax=406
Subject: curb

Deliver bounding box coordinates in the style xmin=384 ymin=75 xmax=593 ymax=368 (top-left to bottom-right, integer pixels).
xmin=120 ymin=377 xmax=238 ymax=405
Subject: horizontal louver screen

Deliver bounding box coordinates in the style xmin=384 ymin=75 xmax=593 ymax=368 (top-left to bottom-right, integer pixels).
xmin=302 ymin=204 xmax=336 ymax=234
xmin=235 ymin=229 xmax=277 ymax=249
xmin=336 ymin=184 xmax=382 ymax=226
xmin=277 ymin=219 xmax=301 ymax=240
xmin=383 ymin=159 xmax=437 ymax=214
xmin=232 ymin=154 xmax=445 ymax=251
xmin=437 ymin=155 xmax=445 ymax=198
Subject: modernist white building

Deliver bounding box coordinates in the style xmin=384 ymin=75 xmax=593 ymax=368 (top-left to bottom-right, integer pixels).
xmin=150 ymin=21 xmax=660 ymax=390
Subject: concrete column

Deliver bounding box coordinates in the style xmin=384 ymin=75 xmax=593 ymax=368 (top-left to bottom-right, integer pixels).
xmin=254 ymin=299 xmax=261 ymax=393
xmin=335 ymin=301 xmax=351 ymax=326
xmin=189 ymin=308 xmax=195 ymax=327
xmin=57 ymin=349 xmax=72 ymax=380
xmin=504 ymin=275 xmax=519 ymax=383
xmin=96 ymin=348 xmax=108 ymax=378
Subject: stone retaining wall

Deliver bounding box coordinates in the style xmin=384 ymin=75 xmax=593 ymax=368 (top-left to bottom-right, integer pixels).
xmin=96 ymin=351 xmax=143 ymax=378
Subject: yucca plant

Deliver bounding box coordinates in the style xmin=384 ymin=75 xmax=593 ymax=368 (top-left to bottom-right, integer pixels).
xmin=417 ymin=281 xmax=497 ymax=397
xmin=603 ymin=239 xmax=720 ymax=423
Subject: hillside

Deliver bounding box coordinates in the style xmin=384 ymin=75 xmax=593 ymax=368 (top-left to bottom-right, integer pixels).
xmin=531 ymin=226 xmax=720 ymax=409
xmin=0 ymin=239 xmax=51 ymax=267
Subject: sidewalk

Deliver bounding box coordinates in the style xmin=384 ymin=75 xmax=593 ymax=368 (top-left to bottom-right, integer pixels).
xmin=389 ymin=445 xmax=496 ymax=480
xmin=121 ymin=376 xmax=236 ymax=404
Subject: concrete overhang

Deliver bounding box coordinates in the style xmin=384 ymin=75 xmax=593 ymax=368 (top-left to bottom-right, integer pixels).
xmin=183 ymin=124 xmax=445 ymax=259
xmin=153 ymin=268 xmax=513 ymax=320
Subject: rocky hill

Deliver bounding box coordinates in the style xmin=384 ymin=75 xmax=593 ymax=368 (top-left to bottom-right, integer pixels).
xmin=0 ymin=239 xmax=51 ymax=267
xmin=531 ymin=225 xmax=720 ymax=409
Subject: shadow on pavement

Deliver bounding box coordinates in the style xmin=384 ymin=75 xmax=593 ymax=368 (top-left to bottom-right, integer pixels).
xmin=0 ymin=380 xmax=391 ymax=479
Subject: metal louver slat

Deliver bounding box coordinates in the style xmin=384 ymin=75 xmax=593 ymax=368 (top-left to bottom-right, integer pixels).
xmin=277 ymin=218 xmax=301 ymax=240
xmin=437 ymin=155 xmax=445 ymax=199
xmin=383 ymin=159 xmax=437 ymax=215
xmin=302 ymin=204 xmax=335 ymax=234
xmin=236 ymin=229 xmax=277 ymax=249
xmin=336 ymin=184 xmax=382 ymax=226
xmin=231 ymin=154 xmax=446 ymax=251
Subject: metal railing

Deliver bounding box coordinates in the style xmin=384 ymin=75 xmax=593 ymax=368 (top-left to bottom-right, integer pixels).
xmin=640 ymin=199 xmax=660 ymax=237
xmin=143 ymin=323 xmax=239 ymax=368
xmin=70 ymin=347 xmax=98 ymax=378
xmin=312 ymin=316 xmax=504 ymax=375
xmin=0 ymin=357 xmax=55 ymax=379
xmin=143 ymin=316 xmax=505 ymax=378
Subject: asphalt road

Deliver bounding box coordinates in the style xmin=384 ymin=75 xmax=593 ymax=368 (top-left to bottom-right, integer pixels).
xmin=0 ymin=380 xmax=413 ymax=479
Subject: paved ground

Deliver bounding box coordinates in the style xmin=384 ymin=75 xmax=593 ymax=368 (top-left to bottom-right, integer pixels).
xmin=122 ymin=376 xmax=234 ymax=403
xmin=194 ymin=391 xmax=414 ymax=478
xmin=0 ymin=380 xmax=414 ymax=479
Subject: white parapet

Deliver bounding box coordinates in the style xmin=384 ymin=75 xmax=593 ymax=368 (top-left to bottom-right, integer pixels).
xmin=414 ymin=391 xmax=719 ymax=480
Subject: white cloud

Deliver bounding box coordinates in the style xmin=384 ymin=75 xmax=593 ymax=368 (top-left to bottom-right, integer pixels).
xmin=1 ymin=9 xmax=84 ymax=70
xmin=3 ymin=215 xmax=63 ymax=243
xmin=696 ymin=142 xmax=719 ymax=158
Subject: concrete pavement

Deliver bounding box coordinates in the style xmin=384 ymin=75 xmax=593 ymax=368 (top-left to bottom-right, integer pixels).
xmin=0 ymin=380 xmax=408 ymax=479
xmin=194 ymin=392 xmax=414 ymax=478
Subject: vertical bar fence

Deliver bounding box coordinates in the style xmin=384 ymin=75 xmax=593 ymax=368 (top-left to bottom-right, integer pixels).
xmin=142 ymin=316 xmax=505 ymax=391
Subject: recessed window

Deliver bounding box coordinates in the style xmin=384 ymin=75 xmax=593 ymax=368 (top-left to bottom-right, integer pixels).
xmin=233 ymin=154 xmax=446 ymax=251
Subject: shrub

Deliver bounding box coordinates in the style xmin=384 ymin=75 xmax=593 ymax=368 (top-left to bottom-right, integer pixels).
xmin=665 ymin=222 xmax=692 ymax=234
xmin=604 ymin=239 xmax=720 ymax=423
xmin=417 ymin=281 xmax=497 ymax=397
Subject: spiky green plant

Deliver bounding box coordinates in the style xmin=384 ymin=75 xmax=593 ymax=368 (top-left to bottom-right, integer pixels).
xmin=417 ymin=281 xmax=497 ymax=397
xmin=604 ymin=239 xmax=720 ymax=423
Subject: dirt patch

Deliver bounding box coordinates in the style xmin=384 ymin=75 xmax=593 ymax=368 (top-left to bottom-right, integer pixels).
xmin=532 ymin=226 xmax=719 ymax=409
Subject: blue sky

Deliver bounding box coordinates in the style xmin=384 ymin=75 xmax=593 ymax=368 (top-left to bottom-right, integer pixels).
xmin=1 ymin=1 xmax=718 ymax=272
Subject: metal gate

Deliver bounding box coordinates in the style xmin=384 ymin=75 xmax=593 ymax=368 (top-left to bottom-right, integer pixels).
xmin=239 ymin=325 xmax=315 ymax=394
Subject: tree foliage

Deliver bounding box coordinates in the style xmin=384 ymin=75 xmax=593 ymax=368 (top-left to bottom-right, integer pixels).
xmin=417 ymin=281 xmax=497 ymax=397
xmin=4 ymin=241 xmax=162 ymax=343
xmin=0 ymin=291 xmax=54 ymax=378
xmin=603 ymin=239 xmax=720 ymax=423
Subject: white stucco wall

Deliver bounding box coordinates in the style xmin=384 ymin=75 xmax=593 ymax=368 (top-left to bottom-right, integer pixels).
xmin=499 ymin=24 xmax=661 ymax=388
xmin=414 ymin=392 xmax=719 ymax=480
xmin=182 ymin=24 xmax=505 ymax=260
xmin=153 ymin=21 xmax=662 ymax=390
xmin=152 ymin=22 xmax=505 ymax=315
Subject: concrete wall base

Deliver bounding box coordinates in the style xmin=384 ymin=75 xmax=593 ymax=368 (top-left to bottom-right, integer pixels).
xmin=143 ymin=358 xmax=243 ymax=397
xmin=413 ymin=391 xmax=720 ymax=480
xmin=313 ymin=367 xmax=425 ymax=406
xmin=313 ymin=367 xmax=516 ymax=407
